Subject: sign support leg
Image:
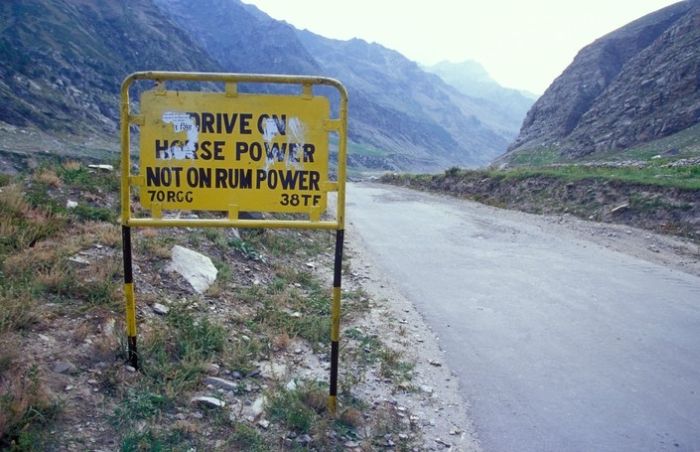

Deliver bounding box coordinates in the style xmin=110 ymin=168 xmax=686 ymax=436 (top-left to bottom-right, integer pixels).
xmin=328 ymin=229 xmax=344 ymax=415
xmin=122 ymin=225 xmax=138 ymax=370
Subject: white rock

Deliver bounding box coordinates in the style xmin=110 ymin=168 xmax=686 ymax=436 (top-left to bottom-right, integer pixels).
xmin=102 ymin=318 xmax=115 ymax=336
xmin=285 ymin=379 xmax=297 ymax=391
xmin=420 ymin=385 xmax=434 ymax=395
xmin=152 ymin=303 xmax=169 ymax=315
xmin=166 ymin=245 xmax=218 ymax=293
xmin=204 ymin=376 xmax=238 ymax=392
xmin=259 ymin=362 xmax=287 ymax=378
xmin=245 ymin=395 xmax=266 ymax=420
xmin=66 ymin=200 xmax=78 ymax=209
xmin=190 ymin=396 xmax=225 ymax=408
xmin=88 ymin=164 xmax=114 ymax=171
xmin=257 ymin=419 xmax=270 ymax=429
xmin=68 ymin=255 xmax=90 ymax=265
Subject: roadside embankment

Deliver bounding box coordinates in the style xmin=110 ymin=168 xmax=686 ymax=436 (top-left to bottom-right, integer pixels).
xmin=382 ymin=164 xmax=700 ymax=243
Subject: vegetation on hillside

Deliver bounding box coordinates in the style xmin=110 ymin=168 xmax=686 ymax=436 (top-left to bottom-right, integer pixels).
xmin=0 ymin=161 xmax=419 ymax=450
xmin=382 ymin=160 xmax=700 ymax=242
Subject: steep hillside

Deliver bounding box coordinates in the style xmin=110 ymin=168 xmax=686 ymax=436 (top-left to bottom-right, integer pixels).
xmin=152 ymin=0 xmax=320 ymax=76
xmin=0 ymin=0 xmax=221 ymax=135
xmin=156 ymin=0 xmax=511 ymax=170
xmin=0 ymin=0 xmax=513 ymax=171
xmin=425 ymin=60 xmax=536 ymax=135
xmin=504 ymin=1 xmax=700 ymax=163
xmin=296 ymin=31 xmax=510 ymax=170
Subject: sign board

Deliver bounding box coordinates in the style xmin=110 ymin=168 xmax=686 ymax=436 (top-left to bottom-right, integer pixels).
xmin=120 ymin=72 xmax=347 ymax=414
xmin=139 ymin=91 xmax=330 ymax=217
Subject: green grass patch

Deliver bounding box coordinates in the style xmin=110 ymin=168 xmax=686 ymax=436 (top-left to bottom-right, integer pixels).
xmin=56 ymin=162 xmax=120 ymax=194
xmin=498 ymin=164 xmax=700 ymax=189
xmin=504 ymin=147 xmax=563 ymax=166
xmin=348 ymin=140 xmax=386 ymax=157
xmin=71 ymin=204 xmax=116 ymax=223
xmin=583 ymin=123 xmax=700 ymax=162
xmin=228 ymin=423 xmax=269 ymax=452
xmin=120 ymin=428 xmax=190 ymax=452
xmin=266 ymin=383 xmax=327 ymax=434
xmin=112 ymin=389 xmax=166 ymax=429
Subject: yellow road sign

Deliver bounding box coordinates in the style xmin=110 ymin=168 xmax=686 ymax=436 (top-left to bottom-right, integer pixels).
xmin=120 ymin=72 xmax=347 ymax=229
xmin=140 ymin=90 xmax=330 ymax=216
xmin=120 ymin=72 xmax=348 ymax=414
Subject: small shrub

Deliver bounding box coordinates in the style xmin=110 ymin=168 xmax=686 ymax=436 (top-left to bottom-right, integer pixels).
xmin=0 ymin=363 xmax=59 ymax=448
xmin=267 ymin=388 xmax=315 ymax=433
xmin=228 ymin=423 xmax=268 ymax=452
xmin=112 ymin=389 xmax=166 ymax=429
xmin=71 ymin=204 xmax=116 ymax=223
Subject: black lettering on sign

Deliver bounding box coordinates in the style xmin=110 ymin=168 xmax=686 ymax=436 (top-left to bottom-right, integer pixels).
xmin=255 ymin=169 xmax=321 ymax=191
xmin=214 ymin=169 xmax=253 ymax=189
xmin=197 ymin=141 xmax=225 ymax=160
xmin=235 ymin=141 xmax=264 ymax=161
xmin=257 ymin=114 xmax=287 ymax=135
xmin=186 ymin=167 xmax=212 ymax=188
xmin=146 ymin=166 xmax=183 ymax=187
xmin=188 ymin=112 xmax=247 ymax=134
xmin=147 ymin=190 xmax=193 ymax=203
xmin=240 ymin=113 xmax=253 ymax=134
xmin=280 ymin=193 xmax=322 ymax=207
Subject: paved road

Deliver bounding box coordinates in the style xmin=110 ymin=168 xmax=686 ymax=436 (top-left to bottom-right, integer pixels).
xmin=346 ymin=183 xmax=700 ymax=452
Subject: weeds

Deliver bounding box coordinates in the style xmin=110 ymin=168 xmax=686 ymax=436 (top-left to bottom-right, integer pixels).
xmin=228 ymin=423 xmax=268 ymax=451
xmin=0 ymin=362 xmax=59 ymax=449
xmin=266 ymin=383 xmax=327 ymax=433
xmin=228 ymin=238 xmax=260 ymax=261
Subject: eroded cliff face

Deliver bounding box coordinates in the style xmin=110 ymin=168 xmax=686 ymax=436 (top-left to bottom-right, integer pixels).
xmin=506 ymin=1 xmax=700 ymax=160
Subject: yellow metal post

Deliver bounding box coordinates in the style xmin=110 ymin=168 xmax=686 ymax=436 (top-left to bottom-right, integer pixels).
xmin=120 ymin=76 xmax=139 ymax=368
xmin=328 ymin=230 xmax=344 ymax=414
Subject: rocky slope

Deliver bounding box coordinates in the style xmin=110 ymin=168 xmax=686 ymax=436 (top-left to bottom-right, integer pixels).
xmin=156 ymin=0 xmax=512 ymax=170
xmin=296 ymin=30 xmax=511 ymax=170
xmin=0 ymin=0 xmax=221 ymax=134
xmin=504 ymin=1 xmax=700 ymax=162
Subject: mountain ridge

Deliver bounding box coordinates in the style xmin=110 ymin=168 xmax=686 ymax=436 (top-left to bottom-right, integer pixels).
xmin=0 ymin=0 xmax=528 ymax=171
xmin=504 ymin=0 xmax=700 ymax=163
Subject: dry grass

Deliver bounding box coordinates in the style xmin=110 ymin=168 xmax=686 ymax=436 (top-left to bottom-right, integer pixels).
xmin=62 ymin=160 xmax=81 ymax=171
xmin=272 ymin=332 xmax=291 ymax=351
xmin=34 ymin=168 xmax=62 ymax=188
xmin=0 ymin=183 xmax=65 ymax=254
xmin=0 ymin=290 xmax=38 ymax=335
xmin=0 ymin=354 xmax=57 ymax=447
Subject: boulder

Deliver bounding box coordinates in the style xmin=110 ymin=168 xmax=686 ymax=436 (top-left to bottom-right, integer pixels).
xmin=166 ymin=245 xmax=217 ymax=293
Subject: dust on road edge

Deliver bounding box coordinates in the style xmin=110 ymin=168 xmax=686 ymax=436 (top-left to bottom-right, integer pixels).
xmin=345 ymin=217 xmax=483 ymax=451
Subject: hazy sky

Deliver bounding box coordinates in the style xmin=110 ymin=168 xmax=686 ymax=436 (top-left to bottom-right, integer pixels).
xmin=242 ymin=0 xmax=680 ymax=94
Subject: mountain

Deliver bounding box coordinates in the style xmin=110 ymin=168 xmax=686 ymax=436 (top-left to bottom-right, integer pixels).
xmin=503 ymin=1 xmax=700 ymax=163
xmin=154 ymin=0 xmax=512 ymax=170
xmin=0 ymin=0 xmax=221 ymax=135
xmin=152 ymin=0 xmax=320 ymax=76
xmin=294 ymin=31 xmax=511 ymax=170
xmin=0 ymin=0 xmax=516 ymax=171
xmin=424 ymin=60 xmax=536 ymax=135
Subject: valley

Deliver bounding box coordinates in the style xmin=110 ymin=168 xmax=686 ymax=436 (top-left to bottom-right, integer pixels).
xmin=1 ymin=0 xmax=699 ymax=450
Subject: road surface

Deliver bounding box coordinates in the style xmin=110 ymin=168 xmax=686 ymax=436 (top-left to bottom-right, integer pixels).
xmin=346 ymin=183 xmax=700 ymax=452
